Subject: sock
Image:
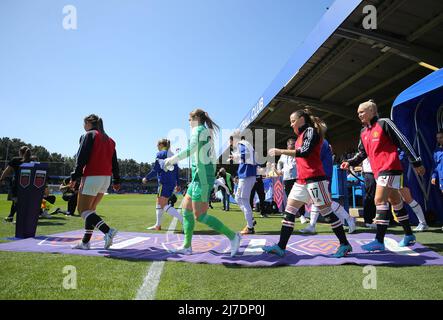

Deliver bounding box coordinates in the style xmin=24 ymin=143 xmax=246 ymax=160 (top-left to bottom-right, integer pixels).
xmin=331 ymin=201 xmax=351 ymax=224
xmin=85 ymin=212 xmax=110 ymax=235
xmin=408 ymin=200 xmax=427 ymax=225
xmin=393 ymin=203 xmax=413 ymax=236
xmin=82 ymin=217 xmax=94 ymax=244
xmin=182 ymin=210 xmax=195 ymax=248
xmin=322 ymin=209 xmax=349 ymax=246
xmin=310 ymin=208 xmax=320 ymax=228
xmin=197 ymin=213 xmax=235 ymax=240
xmin=376 ymin=225 xmax=389 ymax=244
xmin=164 ymin=205 xmax=183 ymax=223
xmin=375 ymin=204 xmax=390 ymax=243
xmin=8 ymin=203 xmax=16 ymax=218
xmin=278 ymin=205 xmax=298 ymax=250
xmin=155 ymin=205 xmax=163 ymax=227
xmin=332 ymin=225 xmax=349 ymax=246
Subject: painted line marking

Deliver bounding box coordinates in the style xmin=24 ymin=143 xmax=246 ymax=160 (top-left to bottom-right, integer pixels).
xmin=384 ymin=237 xmax=419 ymax=257
xmin=135 ymin=217 xmax=178 ymax=300
xmin=243 ymin=239 xmax=266 ymax=256
xmin=110 ymin=237 xmax=150 ymax=250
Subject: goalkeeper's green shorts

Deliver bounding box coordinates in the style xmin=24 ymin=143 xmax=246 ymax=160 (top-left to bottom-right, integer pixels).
xmin=186 ymin=181 xmax=214 ymax=203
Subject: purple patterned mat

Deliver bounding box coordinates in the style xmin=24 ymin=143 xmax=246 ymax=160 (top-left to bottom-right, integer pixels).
xmin=0 ymin=230 xmax=442 ymax=267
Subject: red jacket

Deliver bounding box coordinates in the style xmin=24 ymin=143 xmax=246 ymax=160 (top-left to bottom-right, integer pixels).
xmin=348 ymin=117 xmax=421 ymax=178
xmin=71 ymin=130 xmax=120 ymax=183
xmin=295 ymin=124 xmax=326 ymax=184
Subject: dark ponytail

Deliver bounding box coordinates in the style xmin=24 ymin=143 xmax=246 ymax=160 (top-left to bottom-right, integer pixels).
xmin=19 ymin=146 xmax=31 ymax=162
xmin=84 ymin=114 xmax=109 ymax=139
xmin=190 ymin=108 xmax=220 ymax=136
xmin=292 ymin=109 xmax=327 ymax=139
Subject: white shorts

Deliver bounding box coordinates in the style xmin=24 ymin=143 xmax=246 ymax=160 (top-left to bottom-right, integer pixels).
xmin=79 ymin=176 xmax=111 ymax=196
xmin=376 ymin=175 xmax=401 ymax=190
xmin=235 ymin=176 xmax=256 ymax=200
xmin=288 ymin=180 xmax=332 ymax=207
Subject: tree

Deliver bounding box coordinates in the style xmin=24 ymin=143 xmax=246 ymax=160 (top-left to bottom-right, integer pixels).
xmin=0 ymin=137 xmax=181 ymax=180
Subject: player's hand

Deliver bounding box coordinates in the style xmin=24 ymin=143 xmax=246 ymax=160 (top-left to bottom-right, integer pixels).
xmin=415 ymin=166 xmax=426 ymax=177
xmin=113 ymin=184 xmax=121 ymax=192
xmin=431 ymin=178 xmax=436 ymax=185
xmin=268 ymin=148 xmax=282 ymax=157
xmin=175 ymin=186 xmax=181 ymax=193
xmin=142 ymin=178 xmax=148 ymax=185
xmin=340 ymin=162 xmax=350 ymax=170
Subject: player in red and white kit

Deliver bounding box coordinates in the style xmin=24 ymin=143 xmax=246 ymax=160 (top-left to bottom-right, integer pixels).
xmin=341 ymin=100 xmax=425 ymax=252
xmin=71 ymin=114 xmax=121 ymax=250
xmin=263 ymin=109 xmax=352 ymax=258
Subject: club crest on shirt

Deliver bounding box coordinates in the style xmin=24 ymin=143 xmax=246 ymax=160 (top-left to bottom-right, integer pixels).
xmin=34 ymin=170 xmax=47 ymax=189
xmin=19 ymin=169 xmax=31 ymax=188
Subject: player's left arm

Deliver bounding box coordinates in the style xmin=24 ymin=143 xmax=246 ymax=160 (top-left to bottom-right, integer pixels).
xmin=0 ymin=166 xmax=14 ymax=183
xmin=71 ymin=131 xmax=95 ymax=181
xmin=112 ymin=150 xmax=121 ymax=185
xmin=145 ymin=158 xmax=161 ymax=181
xmin=295 ymin=127 xmax=319 ymax=158
xmin=176 ymin=127 xmax=199 ymax=161
xmin=380 ymin=119 xmax=422 ymax=168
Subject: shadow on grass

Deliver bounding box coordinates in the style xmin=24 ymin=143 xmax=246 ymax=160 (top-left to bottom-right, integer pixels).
xmin=37 ymin=222 xmax=66 ymax=226
xmin=423 ymin=243 xmax=443 ymax=254
xmin=193 ymin=230 xmax=220 ymax=236
xmin=254 ymin=230 xmax=338 ymax=236
xmin=350 ymin=228 xmax=443 ymax=237
xmin=41 ymin=216 xmax=66 ymax=221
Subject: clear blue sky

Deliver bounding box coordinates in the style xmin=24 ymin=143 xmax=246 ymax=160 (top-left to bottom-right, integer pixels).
xmin=0 ymin=0 xmax=334 ymax=163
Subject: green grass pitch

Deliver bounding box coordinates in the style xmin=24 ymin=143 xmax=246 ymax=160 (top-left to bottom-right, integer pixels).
xmin=0 ymin=194 xmax=442 ymax=300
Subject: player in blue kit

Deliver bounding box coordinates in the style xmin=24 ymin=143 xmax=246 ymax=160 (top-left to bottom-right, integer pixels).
xmin=143 ymin=139 xmax=183 ymax=230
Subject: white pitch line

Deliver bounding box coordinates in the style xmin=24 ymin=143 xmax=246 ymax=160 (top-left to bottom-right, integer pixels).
xmin=110 ymin=237 xmax=149 ymax=250
xmin=135 ymin=217 xmax=178 ymax=301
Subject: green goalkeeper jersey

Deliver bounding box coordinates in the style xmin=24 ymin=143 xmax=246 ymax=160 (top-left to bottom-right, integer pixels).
xmin=176 ymin=125 xmax=216 ymax=185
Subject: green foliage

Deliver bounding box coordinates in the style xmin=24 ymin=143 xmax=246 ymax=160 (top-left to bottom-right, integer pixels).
xmin=0 ymin=137 xmax=155 ymax=178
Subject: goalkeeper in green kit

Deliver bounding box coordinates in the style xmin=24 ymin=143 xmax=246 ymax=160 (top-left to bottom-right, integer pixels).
xmin=164 ymin=109 xmax=242 ymax=257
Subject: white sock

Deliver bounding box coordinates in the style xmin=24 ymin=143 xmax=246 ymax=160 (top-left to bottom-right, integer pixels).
xmin=310 ymin=209 xmax=320 ymax=227
xmin=155 ymin=206 xmax=163 ymax=227
xmin=164 ymin=205 xmax=183 ymax=223
xmin=409 ymin=200 xmax=427 ymax=225
xmin=331 ymin=201 xmax=350 ymax=224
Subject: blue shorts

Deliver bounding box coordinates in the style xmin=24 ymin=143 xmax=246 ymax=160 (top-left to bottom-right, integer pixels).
xmin=440 ymin=178 xmax=443 ymax=191
xmin=158 ymin=183 xmax=175 ymax=198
